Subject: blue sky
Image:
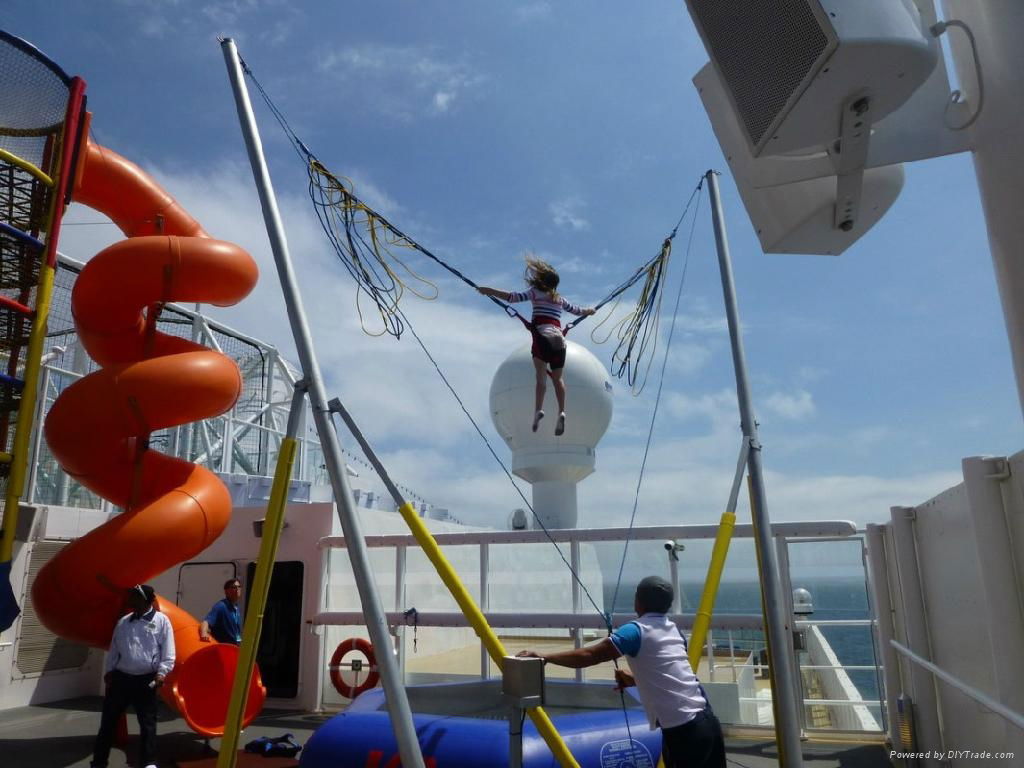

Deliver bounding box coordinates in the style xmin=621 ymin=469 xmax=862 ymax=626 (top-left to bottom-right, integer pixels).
xmin=6 ymin=1 xmax=1020 ymax=532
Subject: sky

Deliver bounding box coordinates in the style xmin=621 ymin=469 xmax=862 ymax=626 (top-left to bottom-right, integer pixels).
xmin=5 ymin=1 xmax=1020 ymax=542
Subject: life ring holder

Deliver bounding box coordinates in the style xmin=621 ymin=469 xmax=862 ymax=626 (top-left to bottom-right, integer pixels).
xmin=329 ymin=638 xmax=379 ymax=699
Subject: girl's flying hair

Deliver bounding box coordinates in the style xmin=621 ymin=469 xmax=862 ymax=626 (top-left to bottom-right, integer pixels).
xmin=524 ymin=256 xmax=560 ymax=297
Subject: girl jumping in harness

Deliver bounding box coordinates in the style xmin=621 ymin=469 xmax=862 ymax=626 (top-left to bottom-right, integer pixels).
xmin=478 ymin=258 xmax=595 ymax=436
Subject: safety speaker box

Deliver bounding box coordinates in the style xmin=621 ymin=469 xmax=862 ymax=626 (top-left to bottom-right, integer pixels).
xmin=684 ymin=0 xmax=937 ymax=155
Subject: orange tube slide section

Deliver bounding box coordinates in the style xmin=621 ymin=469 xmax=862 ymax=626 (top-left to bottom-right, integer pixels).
xmin=31 ymin=141 xmax=265 ymax=736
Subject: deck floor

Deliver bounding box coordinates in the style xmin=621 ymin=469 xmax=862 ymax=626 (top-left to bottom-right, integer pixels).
xmin=0 ymin=696 xmax=891 ymax=768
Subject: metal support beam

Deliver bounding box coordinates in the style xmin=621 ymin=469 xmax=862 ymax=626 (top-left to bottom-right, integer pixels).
xmin=221 ymin=38 xmax=425 ymax=768
xmin=865 ymin=523 xmax=901 ymax=749
xmin=889 ymin=506 xmax=944 ymax=766
xmin=706 ymin=169 xmax=804 ymax=767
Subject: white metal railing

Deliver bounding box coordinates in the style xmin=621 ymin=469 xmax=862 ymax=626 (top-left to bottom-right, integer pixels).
xmin=891 ymin=640 xmax=1024 ymax=733
xmin=313 ymin=610 xmax=767 ymax=631
xmin=317 ymin=520 xmax=858 ymax=549
xmin=739 ymin=697 xmax=881 ymax=708
xmin=314 ymin=521 xmax=886 ymax=732
xmin=796 ymin=619 xmax=876 ymax=628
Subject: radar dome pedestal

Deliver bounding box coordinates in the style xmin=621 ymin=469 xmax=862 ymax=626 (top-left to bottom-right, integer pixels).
xmin=489 ymin=341 xmax=613 ymax=529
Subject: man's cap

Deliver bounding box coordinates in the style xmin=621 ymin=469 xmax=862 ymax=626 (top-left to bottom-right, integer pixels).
xmin=636 ymin=575 xmax=674 ymax=612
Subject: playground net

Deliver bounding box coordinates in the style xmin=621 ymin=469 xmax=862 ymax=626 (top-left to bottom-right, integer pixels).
xmin=0 ymin=31 xmax=77 ymax=482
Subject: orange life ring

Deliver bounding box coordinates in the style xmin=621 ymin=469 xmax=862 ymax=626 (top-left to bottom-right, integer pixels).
xmin=329 ymin=638 xmax=379 ymax=699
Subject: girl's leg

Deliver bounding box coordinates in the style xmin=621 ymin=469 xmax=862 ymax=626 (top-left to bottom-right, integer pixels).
xmin=550 ymin=369 xmax=566 ymax=413
xmin=550 ymin=368 xmax=567 ymax=435
xmin=532 ymin=358 xmax=547 ymax=431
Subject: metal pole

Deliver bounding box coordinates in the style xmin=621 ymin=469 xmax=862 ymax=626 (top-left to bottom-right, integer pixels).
xmin=570 ymin=540 xmax=583 ymax=683
xmin=706 ymin=169 xmax=804 ymax=767
xmin=395 ymin=544 xmax=407 ymax=681
xmin=775 ymin=535 xmax=806 ymax=734
xmin=25 ymin=363 xmax=53 ymax=504
xmin=220 ymin=38 xmax=425 ymax=768
xmin=889 ymin=506 xmax=943 ymax=767
xmin=480 ymin=542 xmax=490 ymax=679
xmin=865 ymin=523 xmax=901 ymax=749
xmin=509 ymin=704 xmax=524 ymax=768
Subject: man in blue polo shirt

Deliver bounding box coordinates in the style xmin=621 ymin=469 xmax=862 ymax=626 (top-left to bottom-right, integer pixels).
xmin=518 ymin=575 xmax=725 ymax=768
xmin=199 ymin=578 xmax=242 ymax=645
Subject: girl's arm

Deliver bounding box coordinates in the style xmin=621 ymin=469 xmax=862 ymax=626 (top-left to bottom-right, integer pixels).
xmin=477 ymin=286 xmax=513 ymax=301
xmin=561 ymin=297 xmax=596 ymax=316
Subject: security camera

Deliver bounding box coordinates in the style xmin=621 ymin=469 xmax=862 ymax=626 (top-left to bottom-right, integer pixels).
xmin=663 ymin=540 xmax=675 ymax=551
xmin=663 ymin=540 xmax=684 ymax=553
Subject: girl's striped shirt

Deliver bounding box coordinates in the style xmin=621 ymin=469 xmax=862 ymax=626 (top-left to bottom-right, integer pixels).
xmin=508 ymin=288 xmax=585 ymax=327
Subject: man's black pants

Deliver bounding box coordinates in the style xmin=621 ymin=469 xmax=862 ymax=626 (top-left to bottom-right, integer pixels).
xmin=91 ymin=670 xmax=159 ymax=768
xmin=661 ymin=708 xmax=727 ymax=768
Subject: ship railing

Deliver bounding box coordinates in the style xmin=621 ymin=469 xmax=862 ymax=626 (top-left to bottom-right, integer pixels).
xmin=314 ymin=521 xmax=886 ymax=735
xmin=891 ymin=640 xmax=1024 ymax=734
xmin=24 ymin=344 xmax=327 ymax=509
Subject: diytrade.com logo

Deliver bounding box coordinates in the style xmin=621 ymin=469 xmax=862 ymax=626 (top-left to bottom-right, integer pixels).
xmin=890 ymin=750 xmax=1016 ymax=761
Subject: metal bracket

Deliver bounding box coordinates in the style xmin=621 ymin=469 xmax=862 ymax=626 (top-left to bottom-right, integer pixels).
xmin=832 ymin=93 xmax=873 ymax=231
xmin=984 ymin=458 xmax=1011 ymax=481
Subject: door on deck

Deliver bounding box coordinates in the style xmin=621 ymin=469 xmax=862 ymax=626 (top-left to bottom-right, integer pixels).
xmin=245 ymin=560 xmax=303 ymax=699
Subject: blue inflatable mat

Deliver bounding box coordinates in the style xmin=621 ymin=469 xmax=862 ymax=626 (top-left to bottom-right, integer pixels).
xmin=301 ymin=682 xmax=660 ymax=768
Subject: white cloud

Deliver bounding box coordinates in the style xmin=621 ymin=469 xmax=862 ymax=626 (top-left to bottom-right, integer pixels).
xmin=549 ymin=197 xmax=590 ymax=231
xmin=139 ymin=16 xmax=171 ymax=38
xmin=797 ymin=365 xmax=828 ymax=384
xmin=762 ymin=469 xmax=962 ymax=525
xmin=340 ymin=170 xmax=403 ymax=218
xmin=123 ymin=0 xmax=300 ymax=45
xmin=433 ymin=91 xmax=454 ymax=112
xmin=317 ymin=44 xmax=484 ymax=119
xmin=763 ymin=389 xmax=815 ymax=420
xmin=850 ymin=425 xmax=891 ymax=447
xmin=664 ymin=389 xmax=737 ymax=427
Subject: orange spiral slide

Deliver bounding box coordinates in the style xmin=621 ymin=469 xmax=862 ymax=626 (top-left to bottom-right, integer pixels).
xmin=30 ymin=140 xmax=266 ymax=736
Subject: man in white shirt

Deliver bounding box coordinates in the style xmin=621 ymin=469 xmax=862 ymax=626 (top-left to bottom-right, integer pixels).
xmin=90 ymin=584 xmax=176 ymax=768
xmin=518 ymin=575 xmax=725 ymax=768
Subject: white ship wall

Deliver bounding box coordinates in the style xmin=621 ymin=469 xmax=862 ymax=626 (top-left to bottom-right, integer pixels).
xmin=868 ymin=449 xmax=1024 ymax=764
xmin=806 ymin=625 xmax=878 ymax=731
xmin=0 ymin=506 xmax=108 ymax=710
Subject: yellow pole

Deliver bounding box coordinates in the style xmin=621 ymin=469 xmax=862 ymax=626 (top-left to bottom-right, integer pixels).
xmin=687 ymin=511 xmax=736 ymax=671
xmin=395 ymin=501 xmax=580 ymax=768
xmin=0 ymin=149 xmax=54 ymax=188
xmin=215 ymin=436 xmax=298 ymax=768
xmin=0 ymin=264 xmax=56 ymax=564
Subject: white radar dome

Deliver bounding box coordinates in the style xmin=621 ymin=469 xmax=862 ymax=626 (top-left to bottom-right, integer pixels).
xmin=489 ymin=341 xmax=613 ymax=529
